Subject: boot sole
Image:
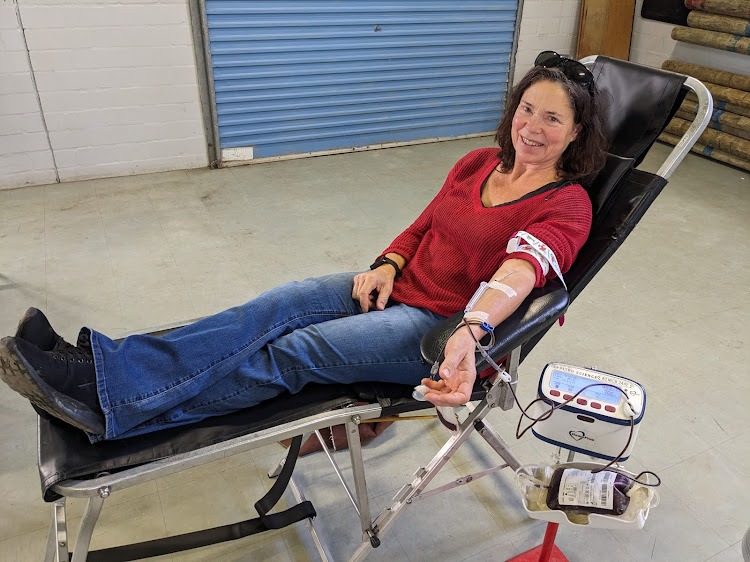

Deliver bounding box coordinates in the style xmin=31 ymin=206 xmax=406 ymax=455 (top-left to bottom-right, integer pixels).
xmin=0 ymin=337 xmax=105 ymax=435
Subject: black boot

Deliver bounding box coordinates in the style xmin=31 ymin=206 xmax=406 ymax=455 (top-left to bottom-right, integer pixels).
xmin=14 ymin=308 xmax=76 ymax=352
xmin=0 ymin=337 xmax=104 ymax=434
xmin=14 ymin=309 xmax=94 ymax=420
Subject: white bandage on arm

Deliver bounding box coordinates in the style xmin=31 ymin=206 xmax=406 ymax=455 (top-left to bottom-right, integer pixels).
xmin=463 ymin=311 xmax=489 ymax=323
xmin=464 ymin=278 xmax=519 ymax=314
xmin=506 ymin=230 xmax=567 ymax=289
xmin=487 ymin=280 xmax=517 ymax=298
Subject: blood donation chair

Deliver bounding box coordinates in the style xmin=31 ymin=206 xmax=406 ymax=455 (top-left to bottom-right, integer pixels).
xmin=35 ymin=56 xmax=712 ymax=562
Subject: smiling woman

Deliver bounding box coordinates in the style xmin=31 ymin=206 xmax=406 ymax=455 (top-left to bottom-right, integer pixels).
xmin=481 ymin=80 xmax=584 ymax=207
xmin=495 ymin=62 xmax=609 ymax=188
xmin=512 ymin=81 xmax=582 ymax=170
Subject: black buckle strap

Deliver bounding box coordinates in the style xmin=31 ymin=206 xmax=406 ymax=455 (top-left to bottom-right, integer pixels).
xmin=84 ymin=435 xmax=315 ymax=561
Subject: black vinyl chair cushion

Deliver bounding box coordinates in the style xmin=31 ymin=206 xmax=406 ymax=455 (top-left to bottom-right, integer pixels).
xmin=38 ymin=384 xmax=359 ymax=501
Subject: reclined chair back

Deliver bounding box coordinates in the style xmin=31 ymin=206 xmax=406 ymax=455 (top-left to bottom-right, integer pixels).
xmin=519 ymin=56 xmax=693 ymax=361
xmin=420 ymin=55 xmax=710 ymax=376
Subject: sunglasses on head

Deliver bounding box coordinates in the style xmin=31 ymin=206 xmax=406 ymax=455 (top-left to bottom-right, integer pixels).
xmin=534 ymin=51 xmax=594 ymax=91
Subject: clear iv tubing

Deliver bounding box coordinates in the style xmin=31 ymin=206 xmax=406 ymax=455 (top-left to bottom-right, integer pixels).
xmin=428 ymin=323 xmax=661 ymax=488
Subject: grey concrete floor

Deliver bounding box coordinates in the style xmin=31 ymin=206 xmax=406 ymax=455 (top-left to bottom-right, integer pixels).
xmin=0 ymin=137 xmax=748 ymax=561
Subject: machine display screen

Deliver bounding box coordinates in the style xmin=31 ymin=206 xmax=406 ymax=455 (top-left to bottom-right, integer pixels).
xmin=548 ymin=370 xmax=622 ymax=404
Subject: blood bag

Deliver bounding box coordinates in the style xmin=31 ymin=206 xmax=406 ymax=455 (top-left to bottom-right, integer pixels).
xmin=546 ymin=467 xmax=633 ymax=516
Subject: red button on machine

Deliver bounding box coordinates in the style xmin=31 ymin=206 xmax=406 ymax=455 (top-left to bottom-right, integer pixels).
xmin=577 ymin=398 xmax=587 ymax=405
xmin=605 ymin=405 xmax=616 ymax=413
xmin=591 ymin=402 xmax=602 ymax=409
xmin=563 ymin=394 xmax=573 ymax=400
xmin=550 ymin=389 xmax=560 ymax=397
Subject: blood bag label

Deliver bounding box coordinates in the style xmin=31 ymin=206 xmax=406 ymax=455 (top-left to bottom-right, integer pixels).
xmin=558 ymin=469 xmax=616 ymax=509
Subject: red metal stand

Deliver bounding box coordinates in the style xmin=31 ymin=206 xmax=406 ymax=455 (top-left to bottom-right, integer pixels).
xmin=507 ymin=522 xmax=570 ymax=562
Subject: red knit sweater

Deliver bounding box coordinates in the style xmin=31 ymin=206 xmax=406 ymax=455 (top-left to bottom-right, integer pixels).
xmin=383 ymin=148 xmax=592 ymax=317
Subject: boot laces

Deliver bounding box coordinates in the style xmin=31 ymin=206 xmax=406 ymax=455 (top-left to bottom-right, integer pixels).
xmin=51 ymin=347 xmax=93 ymax=364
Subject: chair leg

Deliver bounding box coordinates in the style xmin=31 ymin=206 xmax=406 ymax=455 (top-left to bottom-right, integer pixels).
xmin=287 ymin=475 xmax=334 ymax=562
xmin=350 ymin=400 xmax=493 ymax=561
xmin=464 ymin=401 xmax=524 ymax=472
xmin=70 ymin=494 xmax=105 ymax=562
xmin=44 ymin=500 xmax=68 ymax=562
xmin=344 ymin=417 xmax=378 ymax=547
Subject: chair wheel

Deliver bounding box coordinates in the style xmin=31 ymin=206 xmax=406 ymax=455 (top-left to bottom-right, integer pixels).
xmin=370 ymin=535 xmax=381 ymax=548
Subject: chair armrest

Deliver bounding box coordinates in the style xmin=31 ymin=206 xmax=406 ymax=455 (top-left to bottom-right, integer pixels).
xmin=420 ymin=285 xmax=570 ymax=370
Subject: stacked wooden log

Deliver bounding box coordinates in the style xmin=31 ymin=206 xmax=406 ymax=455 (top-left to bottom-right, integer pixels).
xmin=671 ymin=0 xmax=750 ymax=54
xmin=657 ymin=1 xmax=750 ymax=171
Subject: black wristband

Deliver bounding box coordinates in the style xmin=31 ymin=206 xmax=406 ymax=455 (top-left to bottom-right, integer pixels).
xmin=370 ymin=256 xmax=402 ymax=279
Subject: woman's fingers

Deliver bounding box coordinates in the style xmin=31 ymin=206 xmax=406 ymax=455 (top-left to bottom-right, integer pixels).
xmin=352 ymin=269 xmax=394 ymax=313
xmin=374 ymin=283 xmax=392 ymax=310
xmin=423 ymin=381 xmax=473 ymax=406
xmin=352 ymin=273 xmax=375 ymax=312
xmin=420 ymin=378 xmax=446 ymax=390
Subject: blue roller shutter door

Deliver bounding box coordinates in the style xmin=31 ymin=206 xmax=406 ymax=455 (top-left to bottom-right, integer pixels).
xmin=205 ymin=1 xmax=518 ymax=159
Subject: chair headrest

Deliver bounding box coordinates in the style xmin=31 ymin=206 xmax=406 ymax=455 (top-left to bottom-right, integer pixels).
xmin=591 ymin=57 xmax=687 ymax=163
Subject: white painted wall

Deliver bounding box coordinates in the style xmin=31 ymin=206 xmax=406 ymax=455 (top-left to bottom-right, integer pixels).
xmin=14 ymin=0 xmax=740 ymax=192
xmin=513 ymin=0 xmax=582 ymax=84
xmin=0 ymin=1 xmax=57 ymax=189
xmin=630 ymin=0 xmax=750 ymax=75
xmin=0 ymin=0 xmax=207 ymax=190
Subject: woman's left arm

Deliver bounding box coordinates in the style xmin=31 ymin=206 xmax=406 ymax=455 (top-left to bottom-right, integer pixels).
xmin=421 ymin=258 xmax=537 ymax=406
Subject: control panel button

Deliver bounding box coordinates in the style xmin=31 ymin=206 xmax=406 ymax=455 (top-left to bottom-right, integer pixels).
xmin=605 ymin=405 xmax=616 ymax=413
xmin=563 ymin=394 xmax=573 ymax=400
xmin=550 ymin=389 xmax=560 ymax=397
xmin=576 ymin=398 xmax=587 ymax=405
xmin=591 ymin=402 xmax=601 ymax=409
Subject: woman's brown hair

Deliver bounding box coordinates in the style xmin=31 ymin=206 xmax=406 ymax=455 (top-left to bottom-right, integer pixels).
xmin=494 ymin=66 xmax=609 ymax=185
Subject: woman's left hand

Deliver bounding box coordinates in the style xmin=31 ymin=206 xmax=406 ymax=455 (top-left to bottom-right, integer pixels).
xmin=421 ymin=327 xmax=478 ymax=406
xmin=352 ymin=267 xmax=396 ymax=313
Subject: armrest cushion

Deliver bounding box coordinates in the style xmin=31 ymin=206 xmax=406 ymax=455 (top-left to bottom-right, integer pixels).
xmin=420 ymin=285 xmax=570 ymax=370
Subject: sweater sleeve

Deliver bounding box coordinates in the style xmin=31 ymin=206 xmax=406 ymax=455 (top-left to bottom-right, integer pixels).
xmin=503 ymin=185 xmax=593 ymax=287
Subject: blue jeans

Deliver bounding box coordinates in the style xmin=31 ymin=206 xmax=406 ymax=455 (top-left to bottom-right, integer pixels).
xmin=89 ymin=273 xmax=446 ymax=442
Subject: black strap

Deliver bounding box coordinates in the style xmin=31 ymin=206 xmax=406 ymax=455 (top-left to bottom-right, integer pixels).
xmin=84 ymin=435 xmax=315 ymax=561
xmin=255 ymin=433 xmax=314 ymax=528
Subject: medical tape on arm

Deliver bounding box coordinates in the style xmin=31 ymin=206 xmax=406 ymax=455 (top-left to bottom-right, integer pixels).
xmin=464 ymin=280 xmax=519 ymax=314
xmin=414 ymin=278 xmax=517 ymax=401
xmin=506 ymin=230 xmax=567 ymax=290
xmin=488 ymin=280 xmax=517 ymax=298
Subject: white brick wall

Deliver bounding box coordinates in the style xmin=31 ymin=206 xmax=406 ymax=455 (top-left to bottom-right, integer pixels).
xmin=0 ymin=0 xmax=207 ymax=190
xmin=513 ymin=0 xmax=582 ymax=84
xmin=0 ymin=2 xmax=57 ymax=189
xmin=21 ymin=1 xmax=744 ymax=191
xmin=630 ymin=0 xmax=749 ymax=75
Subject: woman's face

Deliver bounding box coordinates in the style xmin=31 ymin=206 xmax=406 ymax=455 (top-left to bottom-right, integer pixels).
xmin=511 ymin=80 xmax=582 ymax=171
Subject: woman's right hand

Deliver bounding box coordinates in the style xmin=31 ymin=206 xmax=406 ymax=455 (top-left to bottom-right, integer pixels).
xmin=421 ymin=326 xmax=479 ymax=406
xmin=352 ymin=267 xmax=396 ymax=313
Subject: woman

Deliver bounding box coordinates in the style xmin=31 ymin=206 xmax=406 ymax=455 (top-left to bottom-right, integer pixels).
xmin=0 ymin=53 xmax=608 ymax=442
